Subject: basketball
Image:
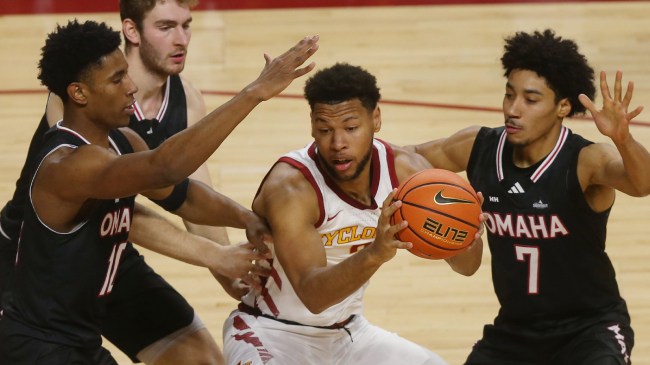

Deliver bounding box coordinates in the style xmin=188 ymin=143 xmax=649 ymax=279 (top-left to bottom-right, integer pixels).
xmin=391 ymin=168 xmax=481 ymax=260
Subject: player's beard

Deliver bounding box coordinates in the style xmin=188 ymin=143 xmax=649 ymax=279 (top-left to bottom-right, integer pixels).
xmin=139 ymin=37 xmax=185 ymax=77
xmin=320 ymin=143 xmax=373 ymax=183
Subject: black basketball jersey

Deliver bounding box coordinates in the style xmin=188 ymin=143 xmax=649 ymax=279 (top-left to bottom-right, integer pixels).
xmin=467 ymin=126 xmax=626 ymax=324
xmin=3 ymin=124 xmax=136 ymax=349
xmin=127 ymin=74 xmax=188 ymax=149
xmin=0 ymin=76 xmax=187 ymax=244
xmin=0 ymin=114 xmax=51 ymax=243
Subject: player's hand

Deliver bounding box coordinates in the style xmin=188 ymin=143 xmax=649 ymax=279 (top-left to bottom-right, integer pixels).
xmin=246 ymin=35 xmax=319 ymax=101
xmin=209 ymin=242 xmax=271 ymax=280
xmin=579 ymin=70 xmax=644 ymax=144
xmin=444 ymin=191 xmax=485 ymax=275
xmin=212 ymin=274 xmax=249 ymax=301
xmin=243 ymin=212 xmax=273 ymax=257
xmin=238 ymin=259 xmax=272 ymax=294
xmin=368 ymin=189 xmax=412 ymax=263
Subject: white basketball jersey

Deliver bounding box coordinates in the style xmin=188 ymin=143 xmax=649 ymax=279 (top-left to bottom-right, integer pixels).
xmin=243 ymin=139 xmax=399 ymax=327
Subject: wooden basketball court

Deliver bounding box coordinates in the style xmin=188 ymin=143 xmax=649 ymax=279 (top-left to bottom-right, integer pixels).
xmin=1 ymin=1 xmax=649 ymax=363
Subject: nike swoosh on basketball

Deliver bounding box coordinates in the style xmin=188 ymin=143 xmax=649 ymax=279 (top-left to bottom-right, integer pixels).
xmin=433 ymin=189 xmax=474 ymax=205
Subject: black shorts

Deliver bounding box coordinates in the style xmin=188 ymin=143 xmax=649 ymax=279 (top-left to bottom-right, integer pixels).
xmin=464 ymin=312 xmax=634 ymax=365
xmin=101 ymin=245 xmax=195 ymax=363
xmin=1 ymin=239 xmax=195 ymax=363
xmin=0 ymin=317 xmax=117 ymax=365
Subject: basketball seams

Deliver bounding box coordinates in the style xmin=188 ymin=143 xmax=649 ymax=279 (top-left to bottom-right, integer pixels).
xmin=392 ymin=168 xmax=480 ymax=260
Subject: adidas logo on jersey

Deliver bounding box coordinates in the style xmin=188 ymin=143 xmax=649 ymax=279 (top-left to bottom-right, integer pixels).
xmin=508 ymin=182 xmax=525 ymax=194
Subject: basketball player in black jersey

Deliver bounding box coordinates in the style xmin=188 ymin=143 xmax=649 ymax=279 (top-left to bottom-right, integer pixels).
xmin=0 ymin=1 xmax=282 ymax=364
xmin=407 ymin=29 xmax=650 ymax=364
xmin=0 ymin=20 xmax=318 ymax=365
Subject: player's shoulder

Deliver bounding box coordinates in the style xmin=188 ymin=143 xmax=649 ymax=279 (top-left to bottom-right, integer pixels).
xmin=265 ymin=160 xmax=314 ymax=193
xmin=578 ymin=141 xmax=618 ymax=165
xmin=254 ymin=160 xmax=320 ymax=220
xmin=178 ymin=74 xmax=203 ymax=100
xmin=178 ymin=75 xmax=206 ymax=124
xmin=389 ymin=142 xmax=434 ymax=182
xmin=117 ymin=126 xmax=149 ymax=152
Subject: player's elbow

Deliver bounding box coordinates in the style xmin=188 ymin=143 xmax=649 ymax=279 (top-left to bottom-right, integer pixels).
xmin=454 ymin=263 xmax=480 ymax=277
xmin=301 ymin=297 xmax=329 ymax=314
xmin=149 ymin=157 xmax=190 ymax=187
xmin=295 ymin=288 xmax=332 ymax=314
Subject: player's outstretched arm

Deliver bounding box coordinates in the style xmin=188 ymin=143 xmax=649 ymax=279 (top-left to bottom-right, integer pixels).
xmin=169 ymin=179 xmax=273 ymax=254
xmin=48 ymin=35 xmax=320 ymax=204
xmin=129 ymin=202 xmax=268 ymax=280
xmin=405 ymin=126 xmax=481 ymax=173
xmin=579 ymin=70 xmax=650 ymax=197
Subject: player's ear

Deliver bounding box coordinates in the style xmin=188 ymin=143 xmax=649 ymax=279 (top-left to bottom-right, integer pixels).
xmin=122 ymin=19 xmax=140 ymax=46
xmin=557 ymin=98 xmax=571 ymax=118
xmin=67 ymin=82 xmax=88 ymax=105
xmin=373 ymin=106 xmax=382 ymax=132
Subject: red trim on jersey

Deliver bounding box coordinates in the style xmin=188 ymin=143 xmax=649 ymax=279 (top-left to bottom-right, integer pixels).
xmin=269 ymin=267 xmax=282 ymax=290
xmin=375 ymin=138 xmax=399 ymax=189
xmin=56 ymin=123 xmax=91 ymax=144
xmin=132 ymin=101 xmax=145 ymax=121
xmin=496 ymin=131 xmax=507 ymax=181
xmin=260 ymin=286 xmax=280 ymax=317
xmin=530 ymin=126 xmax=568 ymax=182
xmin=497 ymin=126 xmax=569 ymax=183
xmin=307 ymin=143 xmax=380 ymax=210
xmin=157 ymin=78 xmax=171 ymax=121
xmin=131 ymin=76 xmax=171 ymax=122
xmin=278 ymin=156 xmax=326 ymax=227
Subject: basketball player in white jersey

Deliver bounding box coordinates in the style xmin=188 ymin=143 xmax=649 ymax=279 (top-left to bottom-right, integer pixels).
xmin=222 ymin=63 xmax=485 ymax=365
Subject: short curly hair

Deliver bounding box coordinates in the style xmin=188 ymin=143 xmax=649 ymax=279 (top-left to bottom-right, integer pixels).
xmin=501 ymin=29 xmax=595 ymax=117
xmin=304 ymin=63 xmax=381 ymax=113
xmin=37 ymin=20 xmax=122 ymax=102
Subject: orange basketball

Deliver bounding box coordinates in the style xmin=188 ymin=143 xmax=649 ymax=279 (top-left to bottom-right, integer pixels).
xmin=391 ymin=168 xmax=481 ymax=260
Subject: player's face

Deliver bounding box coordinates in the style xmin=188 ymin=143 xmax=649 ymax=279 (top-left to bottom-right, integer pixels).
xmin=311 ymin=99 xmax=380 ymax=182
xmin=138 ymin=0 xmax=192 ymax=76
xmin=502 ymin=69 xmax=567 ymax=150
xmin=83 ymin=50 xmax=138 ymax=128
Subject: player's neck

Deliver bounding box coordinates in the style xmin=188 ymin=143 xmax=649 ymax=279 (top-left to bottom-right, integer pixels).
xmin=336 ymin=168 xmax=374 ymax=206
xmin=60 ymin=110 xmax=112 ymax=148
xmin=511 ymin=125 xmax=563 ymax=168
xmin=126 ymin=52 xmax=169 ymax=119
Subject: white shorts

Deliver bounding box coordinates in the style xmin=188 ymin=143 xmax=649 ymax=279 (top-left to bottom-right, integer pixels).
xmin=222 ymin=310 xmax=448 ymax=365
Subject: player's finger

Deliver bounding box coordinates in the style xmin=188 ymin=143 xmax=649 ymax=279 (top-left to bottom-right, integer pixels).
xmin=241 ymin=272 xmax=262 ymax=291
xmin=622 ymin=80 xmax=635 ymax=109
xmin=613 ymin=70 xmax=623 ymax=101
xmin=394 ymin=239 xmax=413 ymax=250
xmin=383 ymin=188 xmax=398 ymax=207
xmin=578 ymin=94 xmax=598 ymax=117
xmin=249 ymin=264 xmax=271 ymax=277
xmin=387 ymin=219 xmax=408 ymax=237
xmin=476 ymin=191 xmax=485 ymax=206
xmin=627 ymin=106 xmax=644 ymax=121
xmin=294 ymin=61 xmax=317 ymax=78
xmin=600 ymin=70 xmax=612 ymax=101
